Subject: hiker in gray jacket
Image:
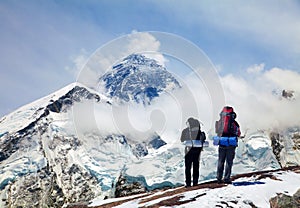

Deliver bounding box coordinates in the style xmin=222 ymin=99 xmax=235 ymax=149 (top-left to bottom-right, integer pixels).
xmin=180 ymin=117 xmax=206 ymax=187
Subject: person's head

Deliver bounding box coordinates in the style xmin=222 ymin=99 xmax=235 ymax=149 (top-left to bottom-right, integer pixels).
xmin=186 ymin=117 xmax=200 ymax=129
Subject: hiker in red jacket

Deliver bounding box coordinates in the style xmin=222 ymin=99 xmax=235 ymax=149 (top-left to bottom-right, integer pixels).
xmin=215 ymin=106 xmax=241 ymax=184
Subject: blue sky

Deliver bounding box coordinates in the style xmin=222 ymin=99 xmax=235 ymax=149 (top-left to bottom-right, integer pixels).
xmin=1 ymin=0 xmax=300 ymax=117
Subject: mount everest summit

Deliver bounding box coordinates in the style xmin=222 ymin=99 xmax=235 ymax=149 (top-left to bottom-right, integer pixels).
xmin=100 ymin=54 xmax=180 ymax=104
xmin=0 ymin=54 xmax=300 ymax=207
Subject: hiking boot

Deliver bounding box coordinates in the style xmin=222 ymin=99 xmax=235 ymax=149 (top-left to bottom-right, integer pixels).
xmin=217 ymin=179 xmax=223 ymax=184
xmin=185 ymin=184 xmax=191 ymax=188
xmin=224 ymin=180 xmax=232 ymax=184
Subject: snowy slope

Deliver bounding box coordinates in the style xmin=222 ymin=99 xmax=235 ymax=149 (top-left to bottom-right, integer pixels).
xmin=88 ymin=167 xmax=300 ymax=208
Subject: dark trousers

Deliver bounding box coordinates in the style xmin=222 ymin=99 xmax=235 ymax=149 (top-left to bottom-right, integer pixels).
xmin=185 ymin=147 xmax=201 ymax=186
xmin=217 ymin=146 xmax=236 ymax=181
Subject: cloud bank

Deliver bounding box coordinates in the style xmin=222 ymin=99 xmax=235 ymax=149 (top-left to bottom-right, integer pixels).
xmin=222 ymin=65 xmax=300 ymax=133
xmin=73 ymin=30 xmax=300 ymax=141
xmin=71 ymin=59 xmax=300 ymax=147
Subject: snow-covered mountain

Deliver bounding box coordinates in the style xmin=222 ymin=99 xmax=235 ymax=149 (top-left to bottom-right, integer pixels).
xmin=0 ymin=83 xmax=108 ymax=207
xmin=0 ymin=82 xmax=171 ymax=207
xmin=0 ymin=54 xmax=300 ymax=207
xmin=99 ymin=54 xmax=180 ymax=104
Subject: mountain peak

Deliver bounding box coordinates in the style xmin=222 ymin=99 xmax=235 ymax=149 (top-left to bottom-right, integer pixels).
xmin=282 ymin=89 xmax=295 ymax=99
xmin=121 ymin=54 xmax=162 ymax=68
xmin=0 ymin=82 xmax=108 ymax=137
xmin=100 ymin=53 xmax=180 ymax=104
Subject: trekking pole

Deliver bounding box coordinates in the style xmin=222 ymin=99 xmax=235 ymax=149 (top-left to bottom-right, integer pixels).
xmin=238 ymin=128 xmax=248 ymax=142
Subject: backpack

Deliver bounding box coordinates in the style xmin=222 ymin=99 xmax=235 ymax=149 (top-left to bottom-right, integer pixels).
xmin=183 ymin=127 xmax=206 ymax=147
xmin=215 ymin=106 xmax=239 ymax=137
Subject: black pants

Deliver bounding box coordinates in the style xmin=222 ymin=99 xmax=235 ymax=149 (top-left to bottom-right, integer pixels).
xmin=185 ymin=147 xmax=201 ymax=186
xmin=217 ymin=146 xmax=236 ymax=181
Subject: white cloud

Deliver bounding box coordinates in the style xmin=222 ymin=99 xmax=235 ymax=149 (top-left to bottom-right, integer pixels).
xmin=263 ymin=68 xmax=300 ymax=91
xmin=127 ymin=31 xmax=167 ymax=66
xmin=221 ymin=66 xmax=300 ymax=133
xmin=65 ymin=49 xmax=89 ymax=77
xmin=247 ymin=63 xmax=265 ymax=74
xmin=127 ymin=31 xmax=160 ymax=52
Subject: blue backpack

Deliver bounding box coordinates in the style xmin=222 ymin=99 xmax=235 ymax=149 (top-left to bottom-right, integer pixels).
xmin=213 ymin=136 xmax=238 ymax=146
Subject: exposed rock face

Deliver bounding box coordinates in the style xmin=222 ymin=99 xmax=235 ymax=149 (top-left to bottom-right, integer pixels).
xmin=294 ymin=189 xmax=300 ymax=205
xmin=292 ymin=133 xmax=300 ymax=151
xmin=1 ymin=129 xmax=101 ymax=207
xmin=115 ymin=174 xmax=147 ymax=197
xmin=47 ymin=86 xmax=102 ymax=113
xmin=148 ymin=136 xmax=167 ymax=149
xmin=282 ymin=89 xmax=294 ymax=99
xmin=5 ymin=167 xmax=65 ymax=208
xmin=130 ymin=136 xmax=167 ymax=158
xmin=269 ymin=188 xmax=300 ymax=208
xmin=270 ymin=132 xmax=284 ymax=167
xmin=270 ymin=130 xmax=300 ymax=167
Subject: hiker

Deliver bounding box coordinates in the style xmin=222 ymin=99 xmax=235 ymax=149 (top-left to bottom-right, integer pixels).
xmin=214 ymin=106 xmax=241 ymax=184
xmin=180 ymin=117 xmax=206 ymax=187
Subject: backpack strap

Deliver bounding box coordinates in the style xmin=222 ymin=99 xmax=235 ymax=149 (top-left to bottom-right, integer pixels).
xmin=188 ymin=126 xmax=201 ymax=147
